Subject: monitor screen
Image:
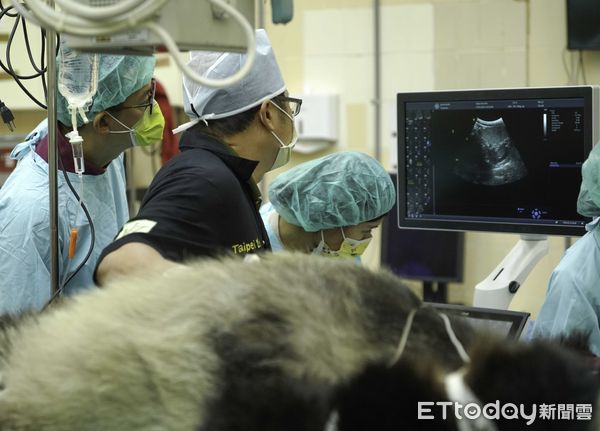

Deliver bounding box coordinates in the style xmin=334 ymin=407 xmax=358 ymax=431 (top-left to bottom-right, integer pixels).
xmin=381 ymin=173 xmax=464 ymax=283
xmin=567 ymin=0 xmax=600 ymax=50
xmin=397 ymin=86 xmax=599 ymax=236
xmin=426 ymin=303 xmax=530 ymax=340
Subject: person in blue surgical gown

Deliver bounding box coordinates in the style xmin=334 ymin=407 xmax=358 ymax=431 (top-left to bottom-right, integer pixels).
xmin=532 ymin=143 xmax=600 ymax=356
xmin=0 ymin=52 xmax=160 ymax=315
xmin=260 ymin=151 xmax=396 ymax=260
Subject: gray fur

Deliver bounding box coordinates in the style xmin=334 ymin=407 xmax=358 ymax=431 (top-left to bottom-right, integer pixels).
xmin=0 ymin=252 xmax=473 ymax=430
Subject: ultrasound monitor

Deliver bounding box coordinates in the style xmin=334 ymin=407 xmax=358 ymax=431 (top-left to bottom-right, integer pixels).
xmin=397 ymin=86 xmax=599 ymax=236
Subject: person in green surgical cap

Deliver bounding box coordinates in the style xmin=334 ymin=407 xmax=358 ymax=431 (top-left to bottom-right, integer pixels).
xmin=0 ymin=49 xmax=162 ymax=315
xmin=260 ymin=151 xmax=396 ymax=260
xmin=532 ymin=143 xmax=600 ymax=356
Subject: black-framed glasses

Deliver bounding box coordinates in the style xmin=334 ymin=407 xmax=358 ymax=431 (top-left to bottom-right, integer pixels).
xmin=120 ymin=78 xmax=156 ymax=114
xmin=282 ymin=96 xmax=302 ymax=117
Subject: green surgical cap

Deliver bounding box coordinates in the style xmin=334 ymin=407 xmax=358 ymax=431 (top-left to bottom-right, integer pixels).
xmin=269 ymin=151 xmax=396 ymax=232
xmin=57 ymin=53 xmax=156 ymax=127
xmin=577 ymin=142 xmax=600 ymax=217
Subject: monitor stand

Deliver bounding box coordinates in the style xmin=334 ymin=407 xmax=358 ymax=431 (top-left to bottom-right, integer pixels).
xmin=423 ymin=281 xmax=448 ymax=303
xmin=473 ymin=234 xmax=549 ymax=310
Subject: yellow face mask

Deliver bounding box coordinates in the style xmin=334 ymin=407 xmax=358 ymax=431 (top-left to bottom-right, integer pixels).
xmin=131 ymin=101 xmax=165 ymax=147
xmin=107 ymin=100 xmax=165 ymax=147
xmin=312 ymin=229 xmax=372 ymax=258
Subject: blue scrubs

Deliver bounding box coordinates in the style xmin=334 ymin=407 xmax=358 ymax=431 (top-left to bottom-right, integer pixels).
xmin=532 ymin=218 xmax=600 ymax=355
xmin=260 ymin=201 xmax=284 ymax=252
xmin=0 ymin=121 xmax=129 ymax=314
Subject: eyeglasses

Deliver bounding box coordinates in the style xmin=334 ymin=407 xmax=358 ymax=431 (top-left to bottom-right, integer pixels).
xmin=120 ymin=79 xmax=156 ymax=114
xmin=281 ymin=96 xmax=302 ymax=117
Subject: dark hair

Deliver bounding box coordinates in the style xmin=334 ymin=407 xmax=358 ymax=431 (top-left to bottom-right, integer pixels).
xmin=192 ymin=92 xmax=287 ymax=139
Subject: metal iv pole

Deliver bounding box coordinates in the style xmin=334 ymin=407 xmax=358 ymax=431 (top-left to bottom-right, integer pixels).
xmin=46 ymin=1 xmax=59 ymax=298
xmin=373 ymin=0 xmax=381 ymax=162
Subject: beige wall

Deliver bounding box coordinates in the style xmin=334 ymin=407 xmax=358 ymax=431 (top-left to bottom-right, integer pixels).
xmin=0 ymin=0 xmax=596 ymax=317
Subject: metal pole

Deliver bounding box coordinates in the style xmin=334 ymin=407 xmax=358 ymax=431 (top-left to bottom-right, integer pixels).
xmin=257 ymin=0 xmax=268 ymax=199
xmin=257 ymin=0 xmax=264 ymax=29
xmin=524 ymin=0 xmax=530 ymax=87
xmin=373 ymin=0 xmax=381 ymax=161
xmin=46 ymin=5 xmax=59 ymax=298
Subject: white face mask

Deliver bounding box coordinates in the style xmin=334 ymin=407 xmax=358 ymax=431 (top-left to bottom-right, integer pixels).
xmin=269 ymin=101 xmax=298 ymax=171
xmin=312 ymin=228 xmax=372 ymax=258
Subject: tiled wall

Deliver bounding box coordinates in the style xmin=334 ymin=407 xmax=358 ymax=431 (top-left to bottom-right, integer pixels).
xmin=433 ymin=0 xmax=527 ymax=89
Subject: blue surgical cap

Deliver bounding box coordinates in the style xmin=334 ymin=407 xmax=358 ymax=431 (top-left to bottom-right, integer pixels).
xmin=577 ymin=142 xmax=600 ymax=216
xmin=269 ymin=151 xmax=396 ymax=232
xmin=56 ymin=52 xmax=156 ymax=127
xmin=182 ymin=29 xmax=285 ymax=121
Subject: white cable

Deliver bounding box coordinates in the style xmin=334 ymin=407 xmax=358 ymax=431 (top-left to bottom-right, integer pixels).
xmin=53 ymin=0 xmax=146 ymax=21
xmin=12 ymin=0 xmax=169 ymax=36
xmin=388 ymin=307 xmax=419 ymax=366
xmin=439 ymin=313 xmax=471 ymax=364
xmin=8 ymin=1 xmax=38 ymax=26
xmin=143 ymin=0 xmax=256 ymax=88
xmin=11 ymin=0 xmax=126 ymax=35
xmin=15 ymin=0 xmax=256 ymax=89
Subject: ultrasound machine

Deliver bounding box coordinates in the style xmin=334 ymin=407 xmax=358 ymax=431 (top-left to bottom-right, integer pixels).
xmin=392 ymin=86 xmax=599 ymax=309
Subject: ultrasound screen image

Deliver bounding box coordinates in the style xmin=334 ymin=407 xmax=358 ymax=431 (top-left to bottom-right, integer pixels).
xmin=454 ymin=117 xmax=527 ymax=186
xmin=403 ymin=97 xmax=589 ymax=228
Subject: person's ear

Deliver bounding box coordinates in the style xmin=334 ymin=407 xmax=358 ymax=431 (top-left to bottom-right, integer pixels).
xmin=258 ymin=100 xmax=277 ymax=132
xmin=92 ymin=111 xmax=112 ymax=135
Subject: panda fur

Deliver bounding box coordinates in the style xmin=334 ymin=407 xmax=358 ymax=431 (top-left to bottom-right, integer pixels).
xmin=335 ymin=335 xmax=600 ymax=431
xmin=0 ymin=252 xmax=475 ymax=431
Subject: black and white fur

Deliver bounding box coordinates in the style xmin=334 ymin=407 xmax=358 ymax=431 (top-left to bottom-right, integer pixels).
xmin=0 ymin=253 xmax=475 ymax=431
xmin=1 ymin=253 xmax=595 ymax=431
xmin=335 ymin=333 xmax=600 ymax=431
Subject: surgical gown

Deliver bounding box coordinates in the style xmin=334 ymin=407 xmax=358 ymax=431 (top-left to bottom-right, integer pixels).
xmin=260 ymin=202 xmax=284 ymax=252
xmin=0 ymin=120 xmax=129 ymax=314
xmin=532 ymin=218 xmax=600 ymax=355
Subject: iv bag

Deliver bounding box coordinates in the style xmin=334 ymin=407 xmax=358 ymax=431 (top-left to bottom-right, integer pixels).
xmin=58 ymin=40 xmax=99 ymax=128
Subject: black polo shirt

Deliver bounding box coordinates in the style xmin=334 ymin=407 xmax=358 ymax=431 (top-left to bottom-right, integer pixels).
xmin=96 ymin=131 xmax=271 ymax=268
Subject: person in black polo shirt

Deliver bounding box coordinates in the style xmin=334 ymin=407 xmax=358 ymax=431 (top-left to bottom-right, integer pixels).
xmin=95 ymin=29 xmax=299 ymax=285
